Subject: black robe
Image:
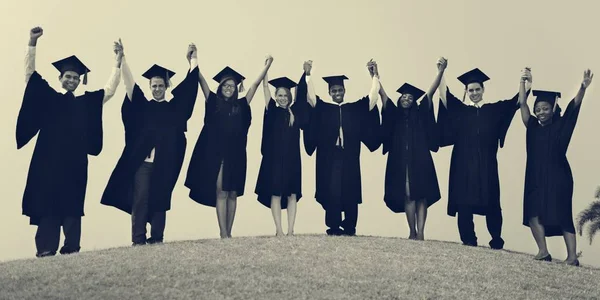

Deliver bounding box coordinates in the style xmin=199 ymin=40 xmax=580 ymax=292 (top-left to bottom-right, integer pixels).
xmin=185 ymin=92 xmax=252 ymax=207
xmin=523 ymin=100 xmax=580 ymax=236
xmin=101 ymin=68 xmax=199 ymax=216
xmin=436 ymin=88 xmax=521 ymax=216
xmin=303 ymin=83 xmax=381 ymax=210
xmin=381 ymin=97 xmax=440 ymax=213
xmin=255 ymin=84 xmax=311 ymax=209
xmin=16 ymin=71 xmax=104 ymax=225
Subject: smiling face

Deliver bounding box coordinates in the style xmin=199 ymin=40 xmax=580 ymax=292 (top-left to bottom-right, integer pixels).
xmin=328 ymin=84 xmax=345 ymax=103
xmin=59 ymin=70 xmax=81 ymax=92
xmin=219 ymin=79 xmax=237 ymax=99
xmin=399 ymin=93 xmax=414 ymax=109
xmin=149 ymin=77 xmax=167 ymax=100
xmin=275 ymin=87 xmax=292 ymax=108
xmin=466 ymin=82 xmax=485 ymax=103
xmin=534 ymin=101 xmax=554 ymax=125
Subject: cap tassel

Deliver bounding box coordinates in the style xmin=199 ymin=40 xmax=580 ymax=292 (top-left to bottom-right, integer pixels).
xmin=462 ymin=88 xmax=466 ymax=102
xmin=83 ymin=70 xmax=88 ymax=85
xmin=238 ymin=79 xmax=245 ymax=93
xmin=166 ymin=71 xmax=172 ymax=88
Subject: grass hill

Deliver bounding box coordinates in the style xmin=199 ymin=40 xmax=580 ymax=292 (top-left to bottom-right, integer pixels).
xmin=1 ymin=235 xmax=599 ymax=299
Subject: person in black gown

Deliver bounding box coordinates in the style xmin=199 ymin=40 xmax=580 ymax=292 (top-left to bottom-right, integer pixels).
xmin=17 ymin=27 xmax=122 ymax=257
xmin=436 ymin=59 xmax=531 ymax=249
xmin=101 ymin=40 xmax=199 ymax=246
xmin=255 ymin=66 xmax=311 ymax=236
xmin=377 ymin=59 xmax=445 ymax=240
xmin=518 ymin=68 xmax=593 ymax=266
xmin=301 ymin=60 xmax=381 ymax=236
xmin=185 ymin=56 xmax=273 ymax=238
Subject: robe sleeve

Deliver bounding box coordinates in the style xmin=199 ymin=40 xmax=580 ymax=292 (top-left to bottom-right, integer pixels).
xmin=121 ymin=84 xmax=147 ymax=142
xmin=493 ymin=90 xmax=528 ymax=148
xmin=303 ymin=97 xmax=322 ymax=156
xmin=84 ymin=90 xmax=106 ymax=156
xmin=436 ymin=87 xmax=464 ymax=147
xmin=557 ymin=99 xmax=581 ymax=149
xmin=359 ymin=96 xmax=382 ymax=152
xmin=171 ymin=67 xmax=200 ymax=124
xmin=380 ymin=99 xmax=397 ymax=155
xmin=291 ymin=72 xmax=311 ymax=130
xmin=418 ymin=95 xmax=440 ymax=152
xmin=260 ymin=99 xmax=277 ymax=156
xmin=16 ymin=71 xmax=57 ymax=149
xmin=238 ymin=96 xmax=252 ymax=130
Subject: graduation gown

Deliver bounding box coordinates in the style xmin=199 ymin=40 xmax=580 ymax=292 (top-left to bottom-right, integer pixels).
xmin=185 ymin=92 xmax=252 ymax=207
xmin=523 ymin=100 xmax=580 ymax=236
xmin=255 ymin=89 xmax=311 ymax=209
xmin=16 ymin=71 xmax=104 ymax=225
xmin=101 ymin=68 xmax=199 ymax=216
xmin=381 ymin=97 xmax=440 ymax=213
xmin=303 ymin=84 xmax=381 ymax=210
xmin=436 ymin=88 xmax=520 ymax=216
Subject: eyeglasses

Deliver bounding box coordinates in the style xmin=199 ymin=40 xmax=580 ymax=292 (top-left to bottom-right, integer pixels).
xmin=222 ymin=84 xmax=236 ymax=90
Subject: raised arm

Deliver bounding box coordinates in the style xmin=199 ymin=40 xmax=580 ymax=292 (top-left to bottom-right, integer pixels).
xmin=245 ymin=55 xmax=273 ymax=104
xmin=25 ymin=27 xmax=43 ymax=83
xmin=367 ymin=59 xmax=380 ymax=111
xmin=574 ymin=69 xmax=594 ymax=107
xmin=426 ymin=57 xmax=447 ymax=109
xmin=369 ymin=61 xmax=388 ymax=109
xmin=304 ymin=60 xmax=317 ymax=108
xmin=518 ymin=67 xmax=532 ymax=126
xmin=102 ymin=41 xmax=123 ymax=105
xmin=116 ymin=39 xmax=136 ymax=101
xmin=192 ymin=44 xmax=210 ymax=101
xmin=436 ymin=57 xmax=449 ymax=108
xmin=262 ymin=59 xmax=272 ymax=109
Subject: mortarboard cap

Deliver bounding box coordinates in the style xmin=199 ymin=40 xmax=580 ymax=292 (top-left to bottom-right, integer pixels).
xmin=142 ymin=64 xmax=176 ymax=87
xmin=52 ymin=55 xmax=90 ymax=85
xmin=457 ymin=68 xmax=490 ymax=87
xmin=397 ymin=83 xmax=425 ymax=100
xmin=268 ymin=77 xmax=297 ymax=90
xmin=322 ymin=75 xmax=349 ymax=88
xmin=213 ymin=66 xmax=246 ymax=92
xmin=533 ymin=90 xmax=561 ymax=106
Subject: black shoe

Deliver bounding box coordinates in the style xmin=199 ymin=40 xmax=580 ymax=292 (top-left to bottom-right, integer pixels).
xmin=535 ymin=254 xmax=552 ymax=262
xmin=566 ymin=259 xmax=580 ymax=267
xmin=462 ymin=241 xmax=477 ymax=247
xmin=132 ymin=241 xmax=146 ymax=247
xmin=341 ymin=229 xmax=356 ymax=236
xmin=147 ymin=237 xmax=163 ymax=245
xmin=326 ymin=228 xmax=344 ymax=236
xmin=35 ymin=251 xmax=56 ymax=258
xmin=59 ymin=246 xmax=80 ymax=255
xmin=489 ymin=238 xmax=504 ymax=250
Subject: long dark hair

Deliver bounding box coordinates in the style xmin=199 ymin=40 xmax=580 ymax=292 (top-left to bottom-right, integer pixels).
xmin=216 ymin=77 xmax=239 ymax=101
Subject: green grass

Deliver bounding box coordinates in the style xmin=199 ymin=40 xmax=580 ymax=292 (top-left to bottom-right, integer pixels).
xmin=1 ymin=235 xmax=599 ymax=300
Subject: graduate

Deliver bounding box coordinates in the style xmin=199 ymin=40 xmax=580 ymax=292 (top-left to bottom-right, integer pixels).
xmin=17 ymin=27 xmax=121 ymax=257
xmin=301 ymin=60 xmax=381 ymax=236
xmin=255 ymin=65 xmax=311 ymax=237
xmin=518 ymin=69 xmax=593 ymax=266
xmin=185 ymin=56 xmax=273 ymax=239
xmin=377 ymin=59 xmax=444 ymax=240
xmin=100 ymin=40 xmax=199 ymax=246
xmin=436 ymin=59 xmax=531 ymax=249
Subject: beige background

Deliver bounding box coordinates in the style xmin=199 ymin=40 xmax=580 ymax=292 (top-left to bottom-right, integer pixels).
xmin=1 ymin=0 xmax=599 ymax=267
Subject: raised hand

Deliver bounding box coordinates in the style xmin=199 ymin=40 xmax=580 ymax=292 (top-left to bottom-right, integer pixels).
xmin=186 ymin=43 xmax=197 ymax=62
xmin=366 ymin=59 xmax=375 ymax=77
xmin=520 ymin=67 xmax=532 ymax=83
xmin=582 ymin=69 xmax=594 ymax=89
xmin=264 ymin=54 xmax=274 ymax=66
xmin=303 ymin=60 xmax=313 ymax=75
xmin=437 ymin=57 xmax=448 ymax=72
xmin=30 ymin=27 xmax=43 ymax=40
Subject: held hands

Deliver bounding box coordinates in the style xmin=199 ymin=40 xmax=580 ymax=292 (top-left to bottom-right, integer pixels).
xmin=303 ymin=60 xmax=313 ymax=75
xmin=582 ymin=69 xmax=594 ymax=89
xmin=520 ymin=67 xmax=532 ymax=83
xmin=30 ymin=27 xmax=43 ymax=40
xmin=366 ymin=59 xmax=379 ymax=78
xmin=113 ymin=38 xmax=124 ymax=62
xmin=437 ymin=57 xmax=448 ymax=72
xmin=186 ymin=43 xmax=197 ymax=63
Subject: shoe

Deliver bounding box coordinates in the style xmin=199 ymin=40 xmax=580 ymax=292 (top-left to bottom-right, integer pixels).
xmin=341 ymin=229 xmax=356 ymax=236
xmin=462 ymin=241 xmax=477 ymax=247
xmin=147 ymin=237 xmax=163 ymax=245
xmin=132 ymin=241 xmax=146 ymax=247
xmin=566 ymin=259 xmax=580 ymax=267
xmin=59 ymin=246 xmax=80 ymax=255
xmin=534 ymin=254 xmax=552 ymax=262
xmin=326 ymin=228 xmax=344 ymax=236
xmin=489 ymin=238 xmax=504 ymax=250
xmin=35 ymin=251 xmax=56 ymax=258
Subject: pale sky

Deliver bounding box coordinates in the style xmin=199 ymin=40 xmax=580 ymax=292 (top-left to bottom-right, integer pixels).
xmin=1 ymin=0 xmax=599 ymax=267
